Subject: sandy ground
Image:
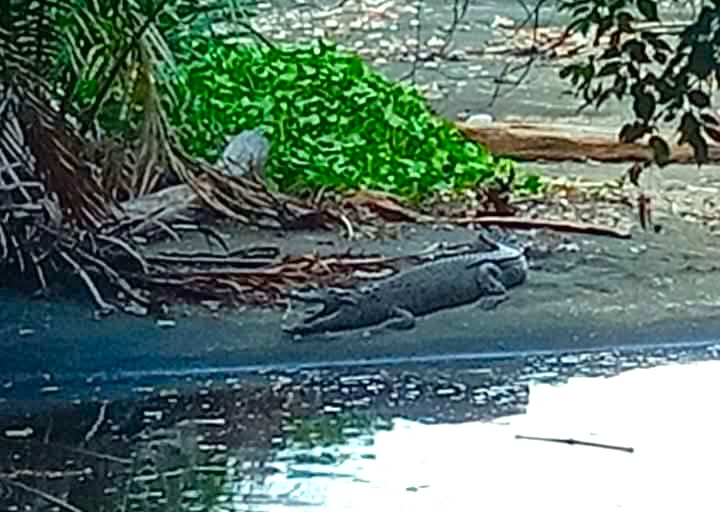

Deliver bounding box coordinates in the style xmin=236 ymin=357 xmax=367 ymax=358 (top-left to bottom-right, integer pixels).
xmin=250 ymin=0 xmax=697 ymax=123
xmin=4 ymin=168 xmax=720 ymax=396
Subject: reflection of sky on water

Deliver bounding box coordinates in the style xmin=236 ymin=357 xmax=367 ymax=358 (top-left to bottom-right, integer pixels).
xmin=250 ymin=361 xmax=720 ymax=512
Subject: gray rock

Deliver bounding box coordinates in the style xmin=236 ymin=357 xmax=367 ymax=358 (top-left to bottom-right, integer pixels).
xmin=458 ymin=112 xmax=495 ymax=127
xmin=220 ymin=128 xmax=271 ymax=178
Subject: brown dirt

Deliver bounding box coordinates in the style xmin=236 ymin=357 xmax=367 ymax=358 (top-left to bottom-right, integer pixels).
xmin=158 ymin=158 xmax=720 ymax=350
xmin=4 ymin=158 xmax=720 ymax=384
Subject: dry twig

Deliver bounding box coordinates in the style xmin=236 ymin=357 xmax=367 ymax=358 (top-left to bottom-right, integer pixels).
xmin=515 ymin=434 xmax=635 ymax=453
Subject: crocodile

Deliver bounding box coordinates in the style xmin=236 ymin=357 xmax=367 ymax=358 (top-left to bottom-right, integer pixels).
xmin=282 ymin=234 xmax=529 ymax=336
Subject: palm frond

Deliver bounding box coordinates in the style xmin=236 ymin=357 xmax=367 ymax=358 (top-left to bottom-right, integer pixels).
xmin=0 ymin=0 xmax=360 ymax=313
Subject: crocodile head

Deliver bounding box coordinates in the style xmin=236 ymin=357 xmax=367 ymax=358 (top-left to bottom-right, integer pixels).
xmin=285 ymin=287 xmax=360 ymax=330
xmin=472 ymin=233 xmax=529 ymax=289
xmin=496 ymin=253 xmax=528 ymax=288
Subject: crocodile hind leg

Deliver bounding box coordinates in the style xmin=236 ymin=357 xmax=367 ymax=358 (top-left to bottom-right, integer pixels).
xmin=474 ymin=262 xmax=510 ymax=311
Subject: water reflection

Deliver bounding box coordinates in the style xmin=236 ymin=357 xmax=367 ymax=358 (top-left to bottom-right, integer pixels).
xmin=1 ymin=343 xmax=719 ymax=511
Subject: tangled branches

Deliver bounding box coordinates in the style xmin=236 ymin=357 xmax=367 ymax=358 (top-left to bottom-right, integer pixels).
xmin=0 ymin=65 xmax=348 ymax=313
xmin=1 ymin=69 xmax=117 ymax=301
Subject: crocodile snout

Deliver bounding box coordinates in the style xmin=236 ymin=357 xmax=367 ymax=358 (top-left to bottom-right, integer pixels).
xmin=288 ymin=288 xmax=326 ymax=303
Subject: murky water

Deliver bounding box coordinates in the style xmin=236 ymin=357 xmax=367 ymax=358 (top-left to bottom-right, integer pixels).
xmin=263 ymin=361 xmax=720 ymax=512
xmin=2 ymin=343 xmax=719 ymax=511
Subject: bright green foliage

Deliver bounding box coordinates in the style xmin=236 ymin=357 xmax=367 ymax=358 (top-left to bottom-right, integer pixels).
xmin=169 ymin=39 xmax=542 ymax=201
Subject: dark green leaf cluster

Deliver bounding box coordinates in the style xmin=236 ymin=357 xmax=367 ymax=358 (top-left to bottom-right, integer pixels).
xmin=559 ymin=0 xmax=720 ymax=165
xmin=167 ymin=39 xmax=541 ymax=201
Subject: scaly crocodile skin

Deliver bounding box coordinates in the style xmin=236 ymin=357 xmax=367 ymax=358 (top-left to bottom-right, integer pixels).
xmin=283 ymin=235 xmax=528 ymax=336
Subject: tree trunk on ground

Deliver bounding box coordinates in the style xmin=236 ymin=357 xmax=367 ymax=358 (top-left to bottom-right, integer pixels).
xmin=120 ymin=183 xmax=200 ymax=237
xmin=459 ymin=122 xmax=720 ymax=163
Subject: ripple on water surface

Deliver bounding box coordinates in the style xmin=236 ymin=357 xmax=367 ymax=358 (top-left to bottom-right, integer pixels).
xmin=1 ymin=345 xmax=719 ymax=511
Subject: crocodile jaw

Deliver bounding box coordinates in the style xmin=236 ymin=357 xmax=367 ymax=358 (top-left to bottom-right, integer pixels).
xmin=287 ymin=289 xmax=334 ymax=324
xmin=284 ymin=289 xmax=382 ymax=336
xmin=285 ymin=288 xmax=352 ymax=334
xmin=282 ymin=309 xmax=347 ymax=335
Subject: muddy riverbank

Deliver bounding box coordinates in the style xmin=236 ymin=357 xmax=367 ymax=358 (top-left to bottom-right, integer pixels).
xmin=3 ymin=0 xmax=719 ymax=413
xmin=6 ymin=128 xmax=720 ymax=412
xmin=3 ymin=185 xmax=720 ymax=402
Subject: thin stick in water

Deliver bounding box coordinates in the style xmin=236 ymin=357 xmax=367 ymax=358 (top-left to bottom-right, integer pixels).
xmin=515 ymin=434 xmax=635 ymax=453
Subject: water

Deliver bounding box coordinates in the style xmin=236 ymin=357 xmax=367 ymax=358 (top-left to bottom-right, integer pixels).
xmin=1 ymin=343 xmax=719 ymax=511
xmin=264 ymin=361 xmax=719 ymax=512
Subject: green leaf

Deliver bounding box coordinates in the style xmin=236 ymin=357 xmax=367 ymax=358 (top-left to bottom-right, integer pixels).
xmin=559 ymin=64 xmax=576 ymax=79
xmin=641 ymin=31 xmax=672 ymax=52
xmin=688 ymin=43 xmax=714 ymax=79
xmin=701 ymin=113 xmax=720 ymax=126
xmin=597 ymin=61 xmax=621 ymax=77
xmin=301 ymin=65 xmax=317 ymax=75
xmin=617 ymin=12 xmax=635 ymax=31
xmin=608 ymin=0 xmax=627 ymax=14
xmin=678 ymin=112 xmax=705 ymax=165
xmin=688 ymin=90 xmax=710 ymax=108
xmin=653 ymin=51 xmax=667 ymax=64
xmin=595 ymin=17 xmax=614 ymax=43
xmin=522 ymin=174 xmax=543 ymax=193
xmin=633 ymin=91 xmax=656 ymax=121
xmin=690 ymin=134 xmax=709 ymax=164
xmin=637 ymin=0 xmax=659 ymax=21
xmin=600 ymin=46 xmax=622 ymax=60
xmin=622 ymin=40 xmax=651 ymax=63
xmin=649 ymin=135 xmax=671 ymax=166
xmin=619 ymin=121 xmax=651 ymax=142
xmin=595 ymin=88 xmax=615 ymax=108
xmin=384 ymin=105 xmax=405 ymax=128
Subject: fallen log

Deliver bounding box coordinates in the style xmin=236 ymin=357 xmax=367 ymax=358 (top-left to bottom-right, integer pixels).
xmin=118 ymin=173 xmax=337 ymax=238
xmin=451 ymin=216 xmax=631 ymax=239
xmin=459 ymin=121 xmax=720 ymax=163
xmin=344 ymin=190 xmax=631 ymax=239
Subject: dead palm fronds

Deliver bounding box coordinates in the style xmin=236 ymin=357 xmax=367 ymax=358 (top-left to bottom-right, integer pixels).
xmin=0 ymin=0 xmax=349 ymax=309
xmin=0 ymin=64 xmax=144 ymax=310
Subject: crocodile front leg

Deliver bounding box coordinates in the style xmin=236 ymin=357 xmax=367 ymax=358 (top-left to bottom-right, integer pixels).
xmin=474 ymin=262 xmax=510 ymax=311
xmin=383 ymin=307 xmax=416 ymax=330
xmin=349 ymin=306 xmax=416 ymax=338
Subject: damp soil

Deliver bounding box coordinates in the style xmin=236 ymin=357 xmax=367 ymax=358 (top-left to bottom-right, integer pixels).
xmin=3 ymin=172 xmax=720 ymax=393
